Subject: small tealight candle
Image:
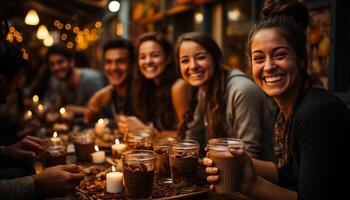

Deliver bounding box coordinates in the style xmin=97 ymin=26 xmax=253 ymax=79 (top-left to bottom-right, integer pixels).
xmin=51 ymin=132 xmax=62 ymax=146
xmin=32 ymin=95 xmax=39 ymax=104
xmin=111 ymin=139 xmax=127 ymax=159
xmin=24 ymin=110 xmax=33 ymax=121
xmin=91 ymin=145 xmax=105 ymax=164
xmin=95 ymin=118 xmax=107 ymax=135
xmin=106 ymin=166 xmax=123 ymax=193
xmin=59 ymin=107 xmax=66 ymax=116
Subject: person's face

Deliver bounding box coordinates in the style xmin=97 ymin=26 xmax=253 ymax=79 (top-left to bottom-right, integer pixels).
xmin=104 ymin=48 xmax=130 ymax=86
xmin=178 ymin=41 xmax=215 ymax=88
xmin=138 ymin=40 xmax=167 ymax=80
xmin=251 ymin=28 xmax=300 ymax=99
xmin=48 ymin=54 xmax=74 ymax=81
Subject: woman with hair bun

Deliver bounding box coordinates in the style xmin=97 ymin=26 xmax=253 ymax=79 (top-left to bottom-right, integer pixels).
xmin=204 ymin=1 xmax=349 ymax=199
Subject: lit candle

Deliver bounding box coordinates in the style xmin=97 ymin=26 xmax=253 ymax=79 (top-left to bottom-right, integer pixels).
xmin=32 ymin=95 xmax=39 ymax=104
xmin=106 ymin=166 xmax=123 ymax=193
xmin=59 ymin=107 xmax=66 ymax=116
xmin=95 ymin=118 xmax=107 ymax=135
xmin=51 ymin=132 xmax=62 ymax=146
xmin=111 ymin=139 xmax=127 ymax=159
xmin=24 ymin=110 xmax=33 ymax=121
xmin=91 ymin=145 xmax=105 ymax=164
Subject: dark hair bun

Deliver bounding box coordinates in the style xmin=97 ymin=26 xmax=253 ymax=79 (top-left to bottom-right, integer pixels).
xmin=262 ymin=0 xmax=309 ymax=30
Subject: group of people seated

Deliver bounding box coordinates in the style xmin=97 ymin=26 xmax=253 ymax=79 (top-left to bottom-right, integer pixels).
xmin=0 ymin=1 xmax=349 ymax=199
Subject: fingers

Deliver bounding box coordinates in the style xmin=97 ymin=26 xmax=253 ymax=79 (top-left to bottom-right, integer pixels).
xmin=22 ymin=138 xmax=44 ymax=152
xmin=26 ymin=136 xmax=44 ymax=146
xmin=202 ymin=157 xmax=213 ymax=166
xmin=16 ymin=149 xmax=36 ymax=160
xmin=228 ymin=148 xmax=245 ymax=157
xmin=61 ymin=164 xmax=81 ymax=173
xmin=69 ymin=172 xmax=85 ymax=183
xmin=205 ymin=167 xmax=218 ymax=174
xmin=207 ymin=175 xmax=219 ymax=182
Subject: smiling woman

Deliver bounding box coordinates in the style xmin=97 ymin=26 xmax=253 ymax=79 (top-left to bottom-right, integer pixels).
xmin=175 ymin=32 xmax=274 ymax=160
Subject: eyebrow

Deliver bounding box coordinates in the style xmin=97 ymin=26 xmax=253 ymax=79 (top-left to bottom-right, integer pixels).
xmin=252 ymin=46 xmax=289 ymax=54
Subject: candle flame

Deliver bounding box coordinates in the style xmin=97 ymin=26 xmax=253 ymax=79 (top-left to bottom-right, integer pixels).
xmin=115 ymin=139 xmax=120 ymax=144
xmin=95 ymin=145 xmax=99 ymax=152
xmin=27 ymin=110 xmax=32 ymax=117
xmin=53 ymin=131 xmax=58 ymax=138
xmin=32 ymin=95 xmax=39 ymax=103
xmin=98 ymin=118 xmax=104 ymax=124
xmin=112 ymin=165 xmax=116 ymax=172
xmin=38 ymin=104 xmax=43 ymax=111
xmin=59 ymin=107 xmax=66 ymax=114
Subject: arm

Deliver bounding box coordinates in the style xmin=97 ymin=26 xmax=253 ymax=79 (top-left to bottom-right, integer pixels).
xmin=228 ymin=80 xmax=268 ymax=158
xmin=84 ymin=86 xmax=113 ymax=123
xmin=171 ymin=79 xmax=192 ymax=123
xmin=252 ymin=158 xmax=278 ymax=183
xmin=0 ymin=176 xmax=36 ymax=200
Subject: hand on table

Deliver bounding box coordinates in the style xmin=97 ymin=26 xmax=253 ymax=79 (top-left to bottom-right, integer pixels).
xmin=2 ymin=136 xmax=44 ymax=162
xmin=117 ymin=115 xmax=148 ymax=134
xmin=33 ymin=164 xmax=84 ymax=197
xmin=203 ymin=147 xmax=258 ymax=194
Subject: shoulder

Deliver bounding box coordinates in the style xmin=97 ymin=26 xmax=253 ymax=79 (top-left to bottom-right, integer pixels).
xmin=225 ymin=70 xmax=266 ymax=100
xmin=171 ymin=79 xmax=192 ymax=94
xmin=80 ymin=69 xmax=102 ymax=80
xmin=91 ymin=85 xmax=113 ymax=100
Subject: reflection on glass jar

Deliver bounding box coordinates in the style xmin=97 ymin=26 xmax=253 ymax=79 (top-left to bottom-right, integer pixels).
xmin=43 ymin=145 xmax=66 ymax=167
xmin=153 ymin=137 xmax=177 ymax=185
xmin=122 ymin=150 xmax=156 ymax=200
xmin=71 ymin=130 xmax=95 ymax=162
xmin=125 ymin=128 xmax=153 ymax=150
xmin=169 ymin=140 xmax=199 ymax=193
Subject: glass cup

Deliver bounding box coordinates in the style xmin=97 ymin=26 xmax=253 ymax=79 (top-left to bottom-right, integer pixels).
xmin=207 ymin=138 xmax=244 ymax=193
xmin=43 ymin=144 xmax=66 ymax=167
xmin=122 ymin=150 xmax=156 ymax=200
xmin=169 ymin=140 xmax=199 ymax=193
xmin=125 ymin=128 xmax=153 ymax=150
xmin=153 ymin=137 xmax=177 ymax=184
xmin=71 ymin=130 xmax=95 ymax=162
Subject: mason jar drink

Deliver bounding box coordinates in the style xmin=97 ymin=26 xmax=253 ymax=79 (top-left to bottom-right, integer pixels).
xmin=153 ymin=137 xmax=176 ymax=184
xmin=207 ymin=138 xmax=244 ymax=193
xmin=169 ymin=140 xmax=199 ymax=193
xmin=71 ymin=130 xmax=95 ymax=162
xmin=125 ymin=128 xmax=153 ymax=150
xmin=122 ymin=150 xmax=156 ymax=200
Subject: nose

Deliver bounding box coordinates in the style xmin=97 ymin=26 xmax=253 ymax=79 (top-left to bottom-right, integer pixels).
xmin=145 ymin=56 xmax=152 ymax=64
xmin=189 ymin=58 xmax=199 ymax=71
xmin=264 ymin=56 xmax=276 ymax=72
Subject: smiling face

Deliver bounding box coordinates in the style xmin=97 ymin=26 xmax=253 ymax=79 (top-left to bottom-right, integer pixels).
xmin=104 ymin=48 xmax=130 ymax=86
xmin=138 ymin=40 xmax=167 ymax=81
xmin=251 ymin=28 xmax=301 ymax=99
xmin=178 ymin=41 xmax=215 ymax=88
xmin=48 ymin=54 xmax=74 ymax=81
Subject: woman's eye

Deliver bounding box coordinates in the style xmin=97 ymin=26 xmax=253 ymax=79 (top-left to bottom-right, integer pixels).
xmin=180 ymin=59 xmax=189 ymax=64
xmin=274 ymin=52 xmax=287 ymax=59
xmin=253 ymin=56 xmax=264 ymax=63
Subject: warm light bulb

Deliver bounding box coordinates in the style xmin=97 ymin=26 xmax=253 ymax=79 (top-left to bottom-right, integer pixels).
xmin=108 ymin=1 xmax=120 ymax=13
xmin=43 ymin=35 xmax=54 ymax=46
xmin=59 ymin=107 xmax=66 ymax=115
xmin=25 ymin=9 xmax=39 ymax=25
xmin=38 ymin=104 xmax=43 ymax=111
xmin=37 ymin=25 xmax=49 ymax=40
xmin=32 ymin=95 xmax=39 ymax=103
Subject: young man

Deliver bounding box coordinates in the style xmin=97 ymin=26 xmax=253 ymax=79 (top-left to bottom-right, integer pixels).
xmin=84 ymin=38 xmax=135 ymax=122
xmin=46 ymin=44 xmax=104 ymax=115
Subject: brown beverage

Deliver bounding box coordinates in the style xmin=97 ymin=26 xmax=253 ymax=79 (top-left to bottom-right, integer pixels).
xmin=207 ymin=138 xmax=244 ymax=193
xmin=123 ymin=150 xmax=156 ymax=200
xmin=43 ymin=145 xmax=66 ymax=167
xmin=71 ymin=130 xmax=95 ymax=162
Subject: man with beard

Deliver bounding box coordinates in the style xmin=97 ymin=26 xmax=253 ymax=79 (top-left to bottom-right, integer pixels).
xmin=84 ymin=38 xmax=134 ymax=123
xmin=46 ymin=44 xmax=104 ymax=115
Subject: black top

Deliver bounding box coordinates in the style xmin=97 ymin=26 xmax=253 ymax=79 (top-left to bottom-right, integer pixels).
xmin=278 ymin=88 xmax=350 ymax=199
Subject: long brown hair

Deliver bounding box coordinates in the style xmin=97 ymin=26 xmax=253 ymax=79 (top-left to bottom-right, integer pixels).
xmin=133 ymin=32 xmax=178 ymax=130
xmin=174 ymin=32 xmax=228 ymax=139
